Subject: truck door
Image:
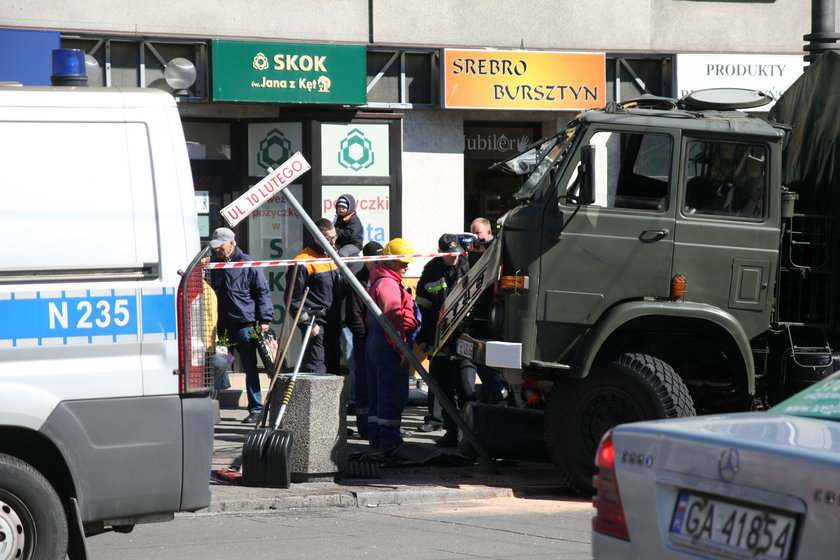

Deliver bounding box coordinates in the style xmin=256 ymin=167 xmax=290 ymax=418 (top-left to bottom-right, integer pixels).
xmin=674 ymin=138 xmax=776 ymax=338
xmin=539 ymin=129 xmax=677 ymax=331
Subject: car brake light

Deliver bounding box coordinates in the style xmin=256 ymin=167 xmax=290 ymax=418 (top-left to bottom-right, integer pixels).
xmin=592 ymin=430 xmax=630 ymax=541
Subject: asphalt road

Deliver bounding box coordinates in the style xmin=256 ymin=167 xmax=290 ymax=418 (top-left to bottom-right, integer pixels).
xmin=86 ymin=495 xmax=595 ymax=560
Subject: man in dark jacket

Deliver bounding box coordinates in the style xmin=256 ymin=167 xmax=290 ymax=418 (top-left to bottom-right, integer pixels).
xmin=415 ymin=233 xmax=476 ymax=447
xmin=286 ymin=218 xmax=343 ymax=374
xmin=209 ymin=227 xmax=274 ymax=424
xmin=344 ymin=240 xmax=383 ymax=438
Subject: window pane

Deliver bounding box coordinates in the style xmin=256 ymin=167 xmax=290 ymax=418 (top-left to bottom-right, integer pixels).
xmin=578 ymin=131 xmax=671 ymax=211
xmin=183 ymin=121 xmax=231 ymax=160
xmin=684 ymin=141 xmax=766 ymax=218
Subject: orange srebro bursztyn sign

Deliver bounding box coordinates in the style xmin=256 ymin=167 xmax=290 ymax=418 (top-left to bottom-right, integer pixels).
xmin=443 ymin=49 xmax=605 ymax=110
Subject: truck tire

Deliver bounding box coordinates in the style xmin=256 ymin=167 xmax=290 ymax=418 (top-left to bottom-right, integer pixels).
xmin=544 ymin=353 xmax=695 ymax=494
xmin=0 ymin=453 xmax=68 ymax=560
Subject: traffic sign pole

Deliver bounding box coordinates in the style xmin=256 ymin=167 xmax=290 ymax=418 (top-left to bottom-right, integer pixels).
xmin=271 ymin=167 xmax=497 ymax=473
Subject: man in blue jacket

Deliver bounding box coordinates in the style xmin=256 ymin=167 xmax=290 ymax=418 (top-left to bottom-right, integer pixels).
xmin=209 ymin=227 xmax=274 ymax=424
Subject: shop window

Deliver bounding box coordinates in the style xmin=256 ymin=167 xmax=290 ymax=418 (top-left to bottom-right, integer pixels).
xmin=183 ymin=122 xmax=231 ymax=160
xmin=366 ymin=49 xmax=438 ymax=108
xmin=606 ymin=57 xmax=673 ymax=103
xmin=60 ymin=36 xmax=206 ymax=100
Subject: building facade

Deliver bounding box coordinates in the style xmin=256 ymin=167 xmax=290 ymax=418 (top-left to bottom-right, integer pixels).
xmin=0 ymin=0 xmax=818 ymax=299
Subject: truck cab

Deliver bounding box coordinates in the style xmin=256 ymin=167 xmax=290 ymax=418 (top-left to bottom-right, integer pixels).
xmin=448 ymin=91 xmax=793 ymax=491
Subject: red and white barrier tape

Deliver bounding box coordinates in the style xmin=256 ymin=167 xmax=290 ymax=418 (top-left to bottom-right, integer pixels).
xmin=203 ymin=251 xmax=466 ymax=269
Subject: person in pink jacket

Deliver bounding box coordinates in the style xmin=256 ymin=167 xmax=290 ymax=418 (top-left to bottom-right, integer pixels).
xmin=365 ymin=238 xmax=421 ymax=454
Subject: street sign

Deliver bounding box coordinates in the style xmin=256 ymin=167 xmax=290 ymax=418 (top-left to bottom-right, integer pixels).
xmin=221 ymin=151 xmax=310 ymax=226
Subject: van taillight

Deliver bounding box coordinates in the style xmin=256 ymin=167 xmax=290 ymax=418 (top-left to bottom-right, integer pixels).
xmin=592 ymin=430 xmax=630 ymax=541
xmin=177 ymin=247 xmax=212 ymax=394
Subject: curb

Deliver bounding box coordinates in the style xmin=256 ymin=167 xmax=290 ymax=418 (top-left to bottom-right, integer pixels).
xmin=204 ymin=485 xmax=514 ymax=513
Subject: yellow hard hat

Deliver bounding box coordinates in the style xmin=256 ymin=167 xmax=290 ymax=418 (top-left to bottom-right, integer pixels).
xmin=383 ymin=237 xmax=414 ymax=263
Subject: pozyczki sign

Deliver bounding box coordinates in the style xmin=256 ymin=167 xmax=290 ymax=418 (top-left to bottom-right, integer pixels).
xmin=221 ymin=152 xmax=310 ymax=227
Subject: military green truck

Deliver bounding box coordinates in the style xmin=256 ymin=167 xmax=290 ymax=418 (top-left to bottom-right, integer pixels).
xmin=443 ymin=51 xmax=840 ymax=492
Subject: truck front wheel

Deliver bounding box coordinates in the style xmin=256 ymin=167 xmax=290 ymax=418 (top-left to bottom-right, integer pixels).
xmin=0 ymin=453 xmax=68 ymax=560
xmin=544 ymin=353 xmax=695 ymax=494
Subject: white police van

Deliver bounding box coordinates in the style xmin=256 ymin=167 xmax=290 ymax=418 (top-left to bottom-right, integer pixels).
xmin=0 ymin=84 xmax=214 ymax=559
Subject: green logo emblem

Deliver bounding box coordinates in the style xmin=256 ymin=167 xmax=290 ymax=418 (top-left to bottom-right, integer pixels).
xmin=257 ymin=129 xmax=292 ymax=171
xmin=338 ymin=128 xmax=374 ymax=171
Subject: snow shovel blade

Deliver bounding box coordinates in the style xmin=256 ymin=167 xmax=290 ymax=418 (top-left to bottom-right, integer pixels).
xmin=241 ymin=427 xmax=294 ymax=488
xmin=241 ymin=312 xmax=321 ymax=488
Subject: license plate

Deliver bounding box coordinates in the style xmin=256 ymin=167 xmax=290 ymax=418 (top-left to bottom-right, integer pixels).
xmin=669 ymin=491 xmax=797 ymax=560
xmin=455 ymin=338 xmax=475 ymax=359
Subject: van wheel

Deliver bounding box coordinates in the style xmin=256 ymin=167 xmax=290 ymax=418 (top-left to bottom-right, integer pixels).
xmin=0 ymin=453 xmax=68 ymax=560
xmin=544 ymin=353 xmax=695 ymax=495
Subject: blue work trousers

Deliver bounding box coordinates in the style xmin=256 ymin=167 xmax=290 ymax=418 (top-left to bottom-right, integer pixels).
xmin=365 ymin=323 xmax=409 ymax=450
xmin=352 ymin=334 xmax=369 ymax=438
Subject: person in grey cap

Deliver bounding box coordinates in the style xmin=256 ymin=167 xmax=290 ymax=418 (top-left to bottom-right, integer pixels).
xmin=415 ymin=233 xmax=475 ymax=447
xmin=343 ymin=240 xmax=384 ymax=438
xmin=208 ymin=227 xmax=274 ymax=424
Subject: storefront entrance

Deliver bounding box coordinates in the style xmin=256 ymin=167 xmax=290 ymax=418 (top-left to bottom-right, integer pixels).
xmin=464 ymin=122 xmax=540 ymax=228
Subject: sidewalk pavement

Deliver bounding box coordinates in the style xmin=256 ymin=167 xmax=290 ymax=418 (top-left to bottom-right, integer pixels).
xmin=206 ymin=388 xmax=576 ymax=513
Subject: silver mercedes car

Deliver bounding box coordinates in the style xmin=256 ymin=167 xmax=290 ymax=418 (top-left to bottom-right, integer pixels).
xmin=592 ymin=373 xmax=840 ymax=560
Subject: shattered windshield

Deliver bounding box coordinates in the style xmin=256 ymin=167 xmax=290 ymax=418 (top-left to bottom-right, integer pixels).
xmin=492 ymin=136 xmax=557 ymax=176
xmin=509 ymin=121 xmax=580 ymax=201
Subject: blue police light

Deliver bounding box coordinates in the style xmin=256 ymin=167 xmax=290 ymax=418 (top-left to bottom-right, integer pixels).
xmin=51 ymin=49 xmax=88 ymax=86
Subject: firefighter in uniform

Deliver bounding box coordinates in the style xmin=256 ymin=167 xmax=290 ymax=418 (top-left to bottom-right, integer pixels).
xmin=415 ymin=233 xmax=476 ymax=447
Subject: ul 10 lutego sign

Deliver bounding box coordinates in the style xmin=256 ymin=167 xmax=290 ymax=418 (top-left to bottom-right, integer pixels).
xmin=222 ymin=152 xmax=311 ymax=227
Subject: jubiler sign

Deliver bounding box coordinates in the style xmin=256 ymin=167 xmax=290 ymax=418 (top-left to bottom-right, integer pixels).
xmin=212 ymin=40 xmax=366 ymax=104
xmin=443 ymin=49 xmax=605 ymax=110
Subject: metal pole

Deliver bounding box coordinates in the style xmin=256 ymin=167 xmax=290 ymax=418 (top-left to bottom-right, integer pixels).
xmin=805 ymin=0 xmax=840 ymax=62
xmin=281 ymin=187 xmax=497 ymax=472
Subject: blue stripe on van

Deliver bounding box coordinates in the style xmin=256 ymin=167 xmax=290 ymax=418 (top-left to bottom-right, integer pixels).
xmin=141 ymin=288 xmax=177 ymax=341
xmin=0 ymin=289 xmax=176 ymax=346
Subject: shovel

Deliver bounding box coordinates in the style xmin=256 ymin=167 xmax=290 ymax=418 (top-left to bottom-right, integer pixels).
xmin=241 ymin=308 xmax=323 ymax=488
xmin=253 ymin=286 xmax=309 ymax=430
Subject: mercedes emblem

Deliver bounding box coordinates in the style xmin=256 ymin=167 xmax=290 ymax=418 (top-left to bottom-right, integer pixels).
xmin=718 ymin=447 xmax=740 ymax=482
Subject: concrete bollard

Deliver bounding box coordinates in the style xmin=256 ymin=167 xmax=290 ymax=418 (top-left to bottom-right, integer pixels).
xmin=268 ymin=373 xmax=349 ymax=482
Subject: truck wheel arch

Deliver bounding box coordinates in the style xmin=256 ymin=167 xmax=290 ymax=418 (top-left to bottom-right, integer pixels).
xmin=545 ymin=352 xmax=694 ymax=493
xmin=576 ymin=300 xmax=756 ymax=394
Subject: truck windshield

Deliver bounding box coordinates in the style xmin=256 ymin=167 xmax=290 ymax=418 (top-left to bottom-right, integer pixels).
xmin=512 ymin=121 xmax=580 ymax=201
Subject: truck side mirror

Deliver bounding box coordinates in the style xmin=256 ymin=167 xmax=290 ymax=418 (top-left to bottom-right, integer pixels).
xmin=573 ymin=144 xmax=596 ymax=205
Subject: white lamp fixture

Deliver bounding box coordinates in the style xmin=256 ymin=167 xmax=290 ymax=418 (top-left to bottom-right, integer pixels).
xmin=164 ymin=57 xmax=197 ymax=95
xmin=84 ymin=54 xmax=102 ymax=85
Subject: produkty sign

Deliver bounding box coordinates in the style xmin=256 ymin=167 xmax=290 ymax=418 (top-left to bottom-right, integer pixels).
xmin=222 ymin=152 xmax=311 ymax=226
xmin=675 ymin=54 xmax=804 ymax=111
xmin=212 ymin=40 xmax=366 ymax=104
xmin=443 ymin=49 xmax=605 ymax=111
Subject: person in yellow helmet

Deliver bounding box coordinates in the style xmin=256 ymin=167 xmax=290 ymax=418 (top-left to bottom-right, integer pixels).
xmin=364 ymin=237 xmax=421 ymax=455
